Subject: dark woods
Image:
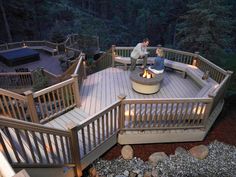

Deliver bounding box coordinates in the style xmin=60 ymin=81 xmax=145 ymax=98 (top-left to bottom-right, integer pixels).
xmin=0 ymin=0 xmax=235 ymax=59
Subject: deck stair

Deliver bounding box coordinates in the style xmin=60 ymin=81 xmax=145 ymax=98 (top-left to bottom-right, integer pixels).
xmin=45 ymin=108 xmax=90 ymax=130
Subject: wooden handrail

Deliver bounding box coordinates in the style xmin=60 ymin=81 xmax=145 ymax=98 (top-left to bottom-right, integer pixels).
xmin=74 ymin=100 xmax=121 ymax=131
xmin=197 ymin=55 xmax=227 ymax=76
xmin=0 ymin=116 xmax=70 ymax=136
xmin=123 ymin=97 xmax=212 ymax=103
xmin=0 ymin=88 xmax=26 ymax=100
xmin=33 ymin=78 xmax=74 ymax=98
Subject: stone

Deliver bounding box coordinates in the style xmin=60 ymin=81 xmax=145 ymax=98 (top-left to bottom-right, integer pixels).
xmin=189 ymin=145 xmax=209 ymax=160
xmin=123 ymin=170 xmax=130 ymax=176
xmin=121 ymin=145 xmax=134 ymax=160
xmin=129 ymin=171 xmax=138 ymax=177
xmin=143 ymin=171 xmax=152 ymax=177
xmin=175 ymin=146 xmax=187 ymax=155
xmin=89 ymin=167 xmax=98 ymax=177
xmin=151 ymin=169 xmax=159 ymax=177
xmin=148 ymin=152 xmax=168 ymax=166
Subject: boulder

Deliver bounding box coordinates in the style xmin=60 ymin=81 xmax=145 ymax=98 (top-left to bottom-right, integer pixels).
xmin=129 ymin=171 xmax=138 ymax=177
xmin=121 ymin=145 xmax=134 ymax=160
xmin=148 ymin=152 xmax=168 ymax=166
xmin=189 ymin=145 xmax=209 ymax=160
xmin=123 ymin=170 xmax=130 ymax=176
xmin=175 ymin=146 xmax=187 ymax=155
xmin=151 ymin=169 xmax=159 ymax=177
xmin=89 ymin=167 xmax=98 ymax=177
xmin=143 ymin=171 xmax=152 ymax=177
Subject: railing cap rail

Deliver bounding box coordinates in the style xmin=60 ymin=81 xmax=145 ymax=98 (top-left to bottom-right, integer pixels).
xmin=72 ymin=100 xmax=121 ymax=131
xmin=33 ymin=77 xmax=74 ymax=98
xmin=0 ymin=116 xmax=70 ymax=136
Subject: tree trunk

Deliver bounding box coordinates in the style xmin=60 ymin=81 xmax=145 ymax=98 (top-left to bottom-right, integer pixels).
xmin=0 ymin=0 xmax=12 ymax=42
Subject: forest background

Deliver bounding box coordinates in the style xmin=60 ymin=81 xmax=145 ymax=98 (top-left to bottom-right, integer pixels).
xmin=0 ymin=0 xmax=235 ymax=92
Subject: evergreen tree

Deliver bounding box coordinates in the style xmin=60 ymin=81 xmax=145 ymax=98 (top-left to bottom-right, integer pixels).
xmin=176 ymin=0 xmax=234 ymax=61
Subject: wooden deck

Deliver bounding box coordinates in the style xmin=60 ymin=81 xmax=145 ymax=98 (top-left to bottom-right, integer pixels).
xmin=45 ymin=108 xmax=90 ymax=130
xmin=80 ymin=67 xmax=201 ymax=116
xmin=0 ymin=51 xmax=63 ymax=75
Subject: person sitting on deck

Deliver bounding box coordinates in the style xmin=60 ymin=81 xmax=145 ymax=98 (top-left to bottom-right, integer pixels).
xmin=130 ymin=38 xmax=149 ymax=71
xmin=148 ymin=46 xmax=164 ymax=74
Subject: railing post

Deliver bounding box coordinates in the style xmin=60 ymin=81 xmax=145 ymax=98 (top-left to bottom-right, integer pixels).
xmin=203 ymin=96 xmax=214 ymax=128
xmin=192 ymin=51 xmax=199 ymax=66
xmin=111 ymin=45 xmax=116 ymax=67
xmin=71 ymin=74 xmax=81 ymax=107
xmin=69 ymin=127 xmax=82 ymax=177
xmin=82 ymin=53 xmax=87 ymax=79
xmin=24 ymin=90 xmax=39 ymax=123
xmin=118 ymin=94 xmax=126 ymax=133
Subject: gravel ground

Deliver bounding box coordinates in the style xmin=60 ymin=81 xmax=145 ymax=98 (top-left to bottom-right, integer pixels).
xmin=157 ymin=141 xmax=236 ymax=177
xmin=87 ymin=141 xmax=236 ymax=177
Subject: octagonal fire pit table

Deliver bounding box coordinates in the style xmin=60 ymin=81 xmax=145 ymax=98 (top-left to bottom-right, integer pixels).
xmin=130 ymin=68 xmax=164 ymax=94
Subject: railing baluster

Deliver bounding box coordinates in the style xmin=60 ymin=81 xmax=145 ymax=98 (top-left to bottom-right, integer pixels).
xmin=53 ymin=135 xmax=61 ymax=164
xmin=87 ymin=125 xmax=91 ymax=151
xmin=15 ymin=129 xmax=29 ymax=163
xmin=60 ymin=136 xmax=67 ymax=163
xmin=40 ymin=133 xmax=50 ymax=164
xmin=97 ymin=119 xmax=101 ymax=144
xmin=32 ymin=131 xmax=43 ymax=163
xmin=24 ymin=130 xmax=37 ymax=163
xmin=92 ymin=122 xmax=96 ymax=148
xmin=47 ymin=134 xmax=55 ymax=164
xmin=0 ymin=132 xmax=13 ymax=164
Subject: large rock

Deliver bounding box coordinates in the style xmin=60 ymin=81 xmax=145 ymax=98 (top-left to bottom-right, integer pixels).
xmin=89 ymin=167 xmax=98 ymax=177
xmin=175 ymin=146 xmax=187 ymax=155
xmin=121 ymin=145 xmax=134 ymax=160
xmin=148 ymin=152 xmax=168 ymax=166
xmin=143 ymin=171 xmax=152 ymax=177
xmin=189 ymin=145 xmax=209 ymax=160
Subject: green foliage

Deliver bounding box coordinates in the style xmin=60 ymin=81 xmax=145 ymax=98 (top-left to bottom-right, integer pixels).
xmin=32 ymin=68 xmax=48 ymax=91
xmin=176 ymin=0 xmax=235 ymax=61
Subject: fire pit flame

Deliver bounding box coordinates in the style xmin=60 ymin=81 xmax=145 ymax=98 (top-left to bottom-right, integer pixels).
xmin=142 ymin=69 xmax=152 ymax=79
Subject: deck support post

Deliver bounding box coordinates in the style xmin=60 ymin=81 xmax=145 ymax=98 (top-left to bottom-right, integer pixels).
xmin=118 ymin=94 xmax=126 ymax=134
xmin=24 ymin=90 xmax=39 ymax=123
xmin=71 ymin=74 xmax=81 ymax=107
xmin=111 ymin=45 xmax=116 ymax=67
xmin=69 ymin=127 xmax=83 ymax=177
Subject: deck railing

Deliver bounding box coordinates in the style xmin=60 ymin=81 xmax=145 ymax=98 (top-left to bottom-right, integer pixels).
xmin=120 ymin=98 xmax=212 ymax=131
xmin=0 ymin=72 xmax=33 ymax=89
xmin=0 ymin=40 xmax=58 ymax=52
xmin=0 ymin=117 xmax=74 ymax=167
xmin=73 ymin=101 xmax=120 ymax=157
xmin=32 ymin=75 xmax=80 ymax=123
xmin=112 ymin=45 xmax=232 ymax=115
xmin=0 ymin=95 xmax=214 ymax=171
xmin=0 ymin=54 xmax=85 ymax=123
xmin=64 ymin=34 xmax=99 ymax=53
xmin=0 ymin=89 xmax=28 ymax=121
xmin=0 ymin=45 xmax=232 ymax=176
xmin=112 ymin=46 xmax=228 ymax=84
xmin=94 ymin=48 xmax=113 ymax=72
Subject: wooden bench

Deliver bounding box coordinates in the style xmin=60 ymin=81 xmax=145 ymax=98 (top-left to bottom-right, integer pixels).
xmin=27 ymin=46 xmax=58 ymax=56
xmin=114 ymin=56 xmax=219 ymax=98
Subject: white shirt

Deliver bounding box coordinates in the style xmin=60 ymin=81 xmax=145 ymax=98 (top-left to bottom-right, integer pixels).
xmin=131 ymin=43 xmax=147 ymax=59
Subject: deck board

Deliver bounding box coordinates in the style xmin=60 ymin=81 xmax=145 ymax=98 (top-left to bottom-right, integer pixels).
xmin=80 ymin=67 xmax=201 ymax=115
xmin=44 ymin=109 xmax=90 ymax=130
